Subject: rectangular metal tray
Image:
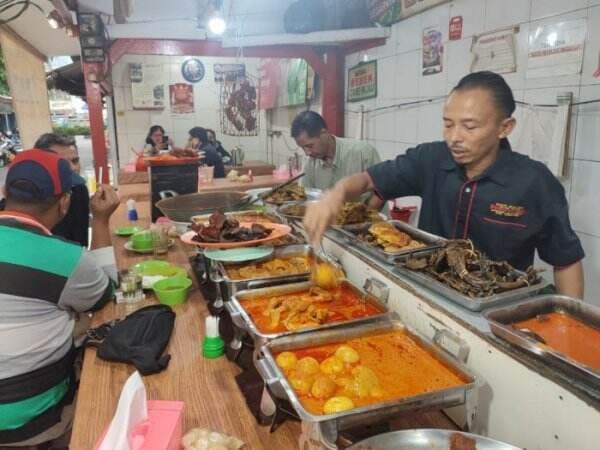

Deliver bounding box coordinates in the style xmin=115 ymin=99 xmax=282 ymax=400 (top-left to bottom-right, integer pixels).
xmin=393 ymin=264 xmax=548 ymax=312
xmin=255 ymin=320 xmax=476 ymax=426
xmin=216 ymin=244 xmax=313 ymax=295
xmin=227 ymin=279 xmax=390 ymax=348
xmin=484 ymin=295 xmax=600 ymax=382
xmin=334 ymin=220 xmax=446 ymax=264
xmin=191 ymin=209 xmax=283 ymax=224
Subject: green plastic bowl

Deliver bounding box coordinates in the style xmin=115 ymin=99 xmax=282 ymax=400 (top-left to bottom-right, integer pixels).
xmin=131 ymin=231 xmax=154 ymax=251
xmin=153 ymin=276 xmax=192 ymax=306
xmin=115 ymin=225 xmax=143 ymax=236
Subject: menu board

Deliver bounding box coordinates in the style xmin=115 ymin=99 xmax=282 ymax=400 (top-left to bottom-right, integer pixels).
xmin=130 ymin=63 xmax=165 ymax=110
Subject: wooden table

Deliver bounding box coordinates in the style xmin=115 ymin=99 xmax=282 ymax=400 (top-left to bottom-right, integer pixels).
xmin=69 ymin=199 xmax=301 ymax=450
xmin=118 ymin=161 xmax=276 ymax=185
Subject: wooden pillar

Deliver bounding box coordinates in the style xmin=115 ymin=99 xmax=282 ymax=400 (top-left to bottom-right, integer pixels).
xmin=82 ymin=63 xmax=108 ymax=183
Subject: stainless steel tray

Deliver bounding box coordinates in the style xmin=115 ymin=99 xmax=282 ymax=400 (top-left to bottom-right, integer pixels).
xmin=335 ymin=220 xmax=446 ymax=264
xmin=227 ymin=279 xmax=390 ymax=348
xmin=347 ymin=429 xmax=521 ymax=450
xmin=484 ymin=295 xmax=600 ymax=382
xmin=393 ymin=265 xmax=548 ymax=312
xmin=216 ymin=244 xmax=313 ymax=295
xmin=255 ymin=320 xmax=476 ymax=428
xmin=277 ymin=200 xmax=319 ymax=221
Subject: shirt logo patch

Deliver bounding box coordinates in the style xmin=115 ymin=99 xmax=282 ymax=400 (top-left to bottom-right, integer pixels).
xmin=489 ymin=202 xmax=526 ymax=218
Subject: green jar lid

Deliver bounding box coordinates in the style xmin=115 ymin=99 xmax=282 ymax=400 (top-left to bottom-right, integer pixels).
xmin=202 ymin=336 xmax=225 ymax=359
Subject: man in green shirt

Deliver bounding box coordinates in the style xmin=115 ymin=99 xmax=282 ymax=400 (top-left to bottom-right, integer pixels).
xmin=291 ymin=111 xmax=381 ymax=191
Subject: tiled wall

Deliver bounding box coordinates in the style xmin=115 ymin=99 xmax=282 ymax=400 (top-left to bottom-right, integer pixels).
xmin=344 ymin=0 xmax=600 ymax=304
xmin=111 ymin=55 xmax=268 ymax=165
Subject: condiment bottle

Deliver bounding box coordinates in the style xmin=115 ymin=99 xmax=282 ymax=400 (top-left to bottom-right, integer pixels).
xmin=126 ymin=198 xmax=138 ymax=221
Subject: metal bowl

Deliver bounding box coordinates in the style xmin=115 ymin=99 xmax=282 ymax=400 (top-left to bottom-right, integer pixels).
xmin=155 ymin=191 xmax=250 ymax=222
xmin=347 ymin=429 xmax=521 ymax=449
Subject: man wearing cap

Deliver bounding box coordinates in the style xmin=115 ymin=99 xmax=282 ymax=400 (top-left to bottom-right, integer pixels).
xmin=0 ymin=150 xmax=119 ymax=446
xmin=34 ymin=133 xmax=90 ymax=247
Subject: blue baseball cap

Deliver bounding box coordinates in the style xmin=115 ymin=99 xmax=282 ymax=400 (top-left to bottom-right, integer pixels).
xmin=6 ymin=149 xmax=74 ymax=201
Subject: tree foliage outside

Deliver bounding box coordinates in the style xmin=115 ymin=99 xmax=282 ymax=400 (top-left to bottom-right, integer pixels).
xmin=0 ymin=49 xmax=9 ymax=96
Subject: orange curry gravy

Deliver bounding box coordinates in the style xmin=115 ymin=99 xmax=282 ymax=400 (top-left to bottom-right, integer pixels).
xmin=514 ymin=311 xmax=600 ymax=372
xmin=277 ymin=330 xmax=470 ymax=415
xmin=242 ymin=285 xmax=382 ymax=333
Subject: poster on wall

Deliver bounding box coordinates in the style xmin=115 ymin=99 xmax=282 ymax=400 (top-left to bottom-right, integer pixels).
xmin=347 ymin=61 xmax=377 ymax=102
xmin=258 ymin=59 xmax=280 ymax=110
xmin=214 ymin=63 xmax=246 ymax=83
xmin=287 ymin=59 xmax=308 ymax=106
xmin=422 ymin=27 xmax=443 ymax=75
xmin=367 ymin=0 xmax=449 ymax=26
xmin=169 ymin=83 xmax=194 ymax=114
xmin=471 ymin=28 xmax=517 ymax=74
xmin=526 ymin=19 xmax=587 ymax=79
xmin=130 ymin=63 xmax=165 ymax=109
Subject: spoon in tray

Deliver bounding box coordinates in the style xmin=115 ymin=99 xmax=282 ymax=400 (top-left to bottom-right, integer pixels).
xmin=311 ymin=243 xmax=345 ymax=290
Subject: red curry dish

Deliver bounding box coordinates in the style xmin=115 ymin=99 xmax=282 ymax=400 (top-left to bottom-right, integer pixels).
xmin=240 ymin=284 xmax=382 ymax=333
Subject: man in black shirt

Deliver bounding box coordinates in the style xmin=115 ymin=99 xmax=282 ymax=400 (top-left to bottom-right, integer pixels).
xmin=34 ymin=133 xmax=90 ymax=247
xmin=304 ymin=72 xmax=584 ymax=298
xmin=187 ymin=127 xmax=226 ymax=178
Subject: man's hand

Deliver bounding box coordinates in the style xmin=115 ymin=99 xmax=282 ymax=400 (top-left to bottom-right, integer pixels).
xmin=90 ymin=185 xmax=119 ymax=222
xmin=303 ymin=188 xmax=345 ymax=245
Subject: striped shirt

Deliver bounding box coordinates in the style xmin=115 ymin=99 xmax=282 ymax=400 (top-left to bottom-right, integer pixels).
xmin=0 ymin=213 xmax=115 ymax=431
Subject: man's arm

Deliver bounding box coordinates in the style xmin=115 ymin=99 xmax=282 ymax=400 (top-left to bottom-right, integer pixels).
xmin=303 ymin=171 xmax=375 ymax=244
xmin=554 ymin=261 xmax=584 ymax=299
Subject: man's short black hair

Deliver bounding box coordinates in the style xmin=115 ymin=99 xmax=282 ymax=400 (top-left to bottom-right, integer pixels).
xmin=188 ymin=126 xmax=208 ymax=144
xmin=34 ymin=133 xmax=73 ymax=150
xmin=453 ymin=71 xmax=516 ymax=118
xmin=291 ymin=111 xmax=328 ymax=139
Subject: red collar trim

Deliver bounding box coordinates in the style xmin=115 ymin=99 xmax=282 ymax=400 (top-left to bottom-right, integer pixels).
xmin=0 ymin=211 xmax=52 ymax=235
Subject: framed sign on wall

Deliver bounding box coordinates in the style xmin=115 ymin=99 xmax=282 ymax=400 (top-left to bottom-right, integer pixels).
xmin=347 ymin=61 xmax=377 ymax=102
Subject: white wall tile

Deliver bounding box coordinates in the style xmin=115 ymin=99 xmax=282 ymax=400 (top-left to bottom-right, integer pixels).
xmin=500 ymin=23 xmax=528 ymax=92
xmin=577 ymin=232 xmax=600 ymax=306
xmin=418 ymin=66 xmax=448 ymax=98
xmin=531 ymin=0 xmax=588 ymax=21
xmin=374 ymin=140 xmax=400 ymax=161
xmin=448 ymin=0 xmax=487 ymax=39
xmin=445 ymin=38 xmax=473 ymax=91
xmin=574 ymin=85 xmax=600 ymax=161
xmin=417 ymin=99 xmax=445 ymax=142
xmin=569 ymin=159 xmax=600 ymax=236
xmin=581 ymin=5 xmax=600 ymax=85
xmin=394 ymin=51 xmax=421 ymax=99
xmin=484 ymin=0 xmax=531 ymax=31
xmin=396 ymin=105 xmax=420 ymax=143
xmin=395 ymin=15 xmax=422 ymax=53
xmin=372 ymin=108 xmax=396 ymax=142
xmin=591 ymin=0 xmax=600 ymax=6
xmin=377 ymin=56 xmax=397 ymax=101
xmin=420 ymin=2 xmax=451 ymax=41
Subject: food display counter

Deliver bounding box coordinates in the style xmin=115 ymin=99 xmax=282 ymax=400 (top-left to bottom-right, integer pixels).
xmin=70 ymin=186 xmax=600 ymax=450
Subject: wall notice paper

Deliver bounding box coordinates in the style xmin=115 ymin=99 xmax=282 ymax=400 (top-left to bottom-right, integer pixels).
xmin=423 ymin=27 xmax=443 ymax=75
xmin=511 ymin=103 xmax=570 ymax=177
xmin=287 ymin=59 xmax=308 ymax=106
xmin=169 ymin=83 xmax=194 ymax=114
xmin=130 ymin=63 xmax=165 ymax=109
xmin=527 ymin=19 xmax=586 ymax=79
xmin=471 ymin=28 xmax=517 ymax=74
xmin=214 ymin=63 xmax=246 ymax=83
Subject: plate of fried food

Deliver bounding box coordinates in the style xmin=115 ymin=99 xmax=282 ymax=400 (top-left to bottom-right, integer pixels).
xmin=279 ymin=201 xmax=384 ymax=225
xmin=180 ymin=211 xmax=291 ymax=249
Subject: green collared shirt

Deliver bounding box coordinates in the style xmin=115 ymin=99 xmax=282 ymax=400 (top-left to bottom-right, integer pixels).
xmin=302 ymin=137 xmax=381 ymax=190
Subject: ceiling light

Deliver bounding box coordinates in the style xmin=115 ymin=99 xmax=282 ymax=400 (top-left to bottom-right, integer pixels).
xmin=208 ymin=15 xmax=226 ymax=35
xmin=47 ymin=11 xmax=63 ymax=29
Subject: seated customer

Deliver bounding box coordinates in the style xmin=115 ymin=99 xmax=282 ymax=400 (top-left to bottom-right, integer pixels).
xmin=144 ymin=125 xmax=174 ymax=156
xmin=206 ymin=129 xmax=232 ymax=164
xmin=0 ymin=149 xmax=119 ymax=447
xmin=187 ymin=127 xmax=226 ymax=178
xmin=35 ymin=133 xmax=90 ymax=247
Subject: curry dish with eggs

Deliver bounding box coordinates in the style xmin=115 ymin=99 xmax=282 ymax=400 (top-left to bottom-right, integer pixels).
xmin=275 ymin=330 xmax=470 ymax=415
xmin=240 ymin=285 xmax=382 ymax=333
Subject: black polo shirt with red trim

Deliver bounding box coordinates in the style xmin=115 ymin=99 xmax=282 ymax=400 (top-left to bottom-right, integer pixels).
xmin=367 ymin=139 xmax=584 ymax=271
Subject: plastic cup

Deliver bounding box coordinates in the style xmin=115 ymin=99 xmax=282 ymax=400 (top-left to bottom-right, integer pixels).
xmin=131 ymin=231 xmax=154 ymax=251
xmin=198 ymin=165 xmax=214 ymax=185
xmin=120 ymin=268 xmax=144 ymax=311
xmin=151 ymin=226 xmax=169 ymax=257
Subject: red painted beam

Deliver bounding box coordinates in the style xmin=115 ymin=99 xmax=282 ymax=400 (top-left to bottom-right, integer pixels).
xmin=82 ymin=63 xmax=108 ymax=184
xmin=321 ymin=49 xmax=345 ymax=137
xmin=342 ymin=38 xmax=387 ymax=56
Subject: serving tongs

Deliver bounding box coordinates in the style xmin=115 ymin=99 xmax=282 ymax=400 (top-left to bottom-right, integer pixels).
xmin=246 ymin=172 xmax=306 ymax=207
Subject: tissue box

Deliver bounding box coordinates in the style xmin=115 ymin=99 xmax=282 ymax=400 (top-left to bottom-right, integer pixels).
xmin=94 ymin=400 xmax=184 ymax=450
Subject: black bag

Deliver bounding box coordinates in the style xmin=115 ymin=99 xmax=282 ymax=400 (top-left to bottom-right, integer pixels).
xmin=86 ymin=305 xmax=176 ymax=375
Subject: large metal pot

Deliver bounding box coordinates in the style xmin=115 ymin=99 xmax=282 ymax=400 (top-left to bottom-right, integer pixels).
xmin=155 ymin=190 xmax=251 ymax=222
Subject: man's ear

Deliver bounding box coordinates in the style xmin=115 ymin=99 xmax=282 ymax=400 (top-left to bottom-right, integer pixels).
xmin=58 ymin=192 xmax=71 ymax=217
xmin=499 ymin=116 xmax=517 ymax=139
